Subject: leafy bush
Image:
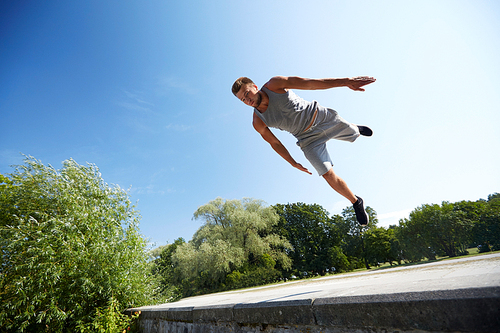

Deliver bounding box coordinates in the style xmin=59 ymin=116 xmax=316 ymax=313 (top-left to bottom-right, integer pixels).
xmin=0 ymin=156 xmax=155 ymax=332
xmin=77 ymin=297 xmax=140 ymax=333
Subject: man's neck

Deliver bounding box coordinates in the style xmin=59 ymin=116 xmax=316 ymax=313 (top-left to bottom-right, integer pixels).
xmin=255 ymin=90 xmax=269 ymax=113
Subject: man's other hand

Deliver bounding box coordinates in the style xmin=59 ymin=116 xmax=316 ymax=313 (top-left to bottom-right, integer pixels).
xmin=294 ymin=162 xmax=312 ymax=175
xmin=347 ymin=76 xmax=376 ymax=91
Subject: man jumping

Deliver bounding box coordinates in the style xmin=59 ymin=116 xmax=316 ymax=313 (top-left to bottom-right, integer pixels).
xmin=232 ymin=75 xmax=376 ymax=226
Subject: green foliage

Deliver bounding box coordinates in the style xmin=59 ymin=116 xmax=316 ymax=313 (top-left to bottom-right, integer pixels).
xmin=273 ymin=203 xmax=349 ymax=275
xmin=224 ymin=253 xmax=282 ymax=290
xmin=364 ymin=227 xmax=391 ymax=267
xmin=386 ymin=227 xmax=404 ymax=265
xmin=0 ymin=156 xmax=155 ymax=332
xmin=337 ymin=206 xmax=379 ymax=269
xmin=397 ymin=206 xmax=439 ymax=261
xmin=77 ymin=297 xmax=140 ymax=333
xmin=327 ymin=245 xmax=350 ymax=273
xmin=171 ymin=198 xmax=291 ymax=296
xmin=437 ymin=202 xmax=474 ymax=256
xmin=472 ymin=197 xmax=500 ymax=251
xmin=150 ymin=238 xmax=185 ymax=302
xmin=395 ymin=197 xmax=499 ymax=261
xmin=398 ymin=202 xmax=474 ymax=260
xmin=488 ymin=193 xmax=500 ymax=202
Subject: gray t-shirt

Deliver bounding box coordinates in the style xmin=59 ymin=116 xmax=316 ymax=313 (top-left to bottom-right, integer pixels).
xmin=253 ymin=87 xmax=319 ymax=137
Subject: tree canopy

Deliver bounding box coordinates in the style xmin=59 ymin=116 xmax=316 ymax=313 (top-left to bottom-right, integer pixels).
xmin=273 ymin=203 xmax=348 ymax=276
xmin=171 ymin=197 xmax=291 ymax=296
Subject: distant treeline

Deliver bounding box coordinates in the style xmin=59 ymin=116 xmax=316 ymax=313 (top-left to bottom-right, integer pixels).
xmin=151 ymin=193 xmax=499 ymax=300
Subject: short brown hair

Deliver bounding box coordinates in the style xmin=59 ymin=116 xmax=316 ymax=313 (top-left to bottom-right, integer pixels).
xmin=232 ymin=77 xmax=254 ymax=96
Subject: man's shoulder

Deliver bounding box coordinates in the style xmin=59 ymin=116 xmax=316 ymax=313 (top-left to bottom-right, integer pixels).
xmin=264 ymin=76 xmax=288 ymax=94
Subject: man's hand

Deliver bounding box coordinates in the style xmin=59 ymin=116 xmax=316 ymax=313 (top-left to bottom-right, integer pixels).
xmin=346 ymin=76 xmax=376 ymax=91
xmin=294 ymin=162 xmax=312 ymax=175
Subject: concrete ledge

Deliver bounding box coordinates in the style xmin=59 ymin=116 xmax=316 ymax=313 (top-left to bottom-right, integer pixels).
xmin=140 ymin=306 xmax=194 ymax=322
xmin=133 ymin=287 xmax=500 ymax=332
xmin=313 ymin=287 xmax=500 ymax=332
xmin=234 ymin=299 xmax=315 ymax=326
xmin=193 ymin=304 xmax=234 ymax=323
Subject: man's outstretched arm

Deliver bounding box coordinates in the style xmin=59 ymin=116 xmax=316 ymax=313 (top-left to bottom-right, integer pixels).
xmin=253 ymin=114 xmax=312 ymax=175
xmin=265 ymin=76 xmax=376 ymax=93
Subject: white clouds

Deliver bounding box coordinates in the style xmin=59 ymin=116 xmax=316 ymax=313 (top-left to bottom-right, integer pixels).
xmin=129 ymin=184 xmax=176 ymax=196
xmin=377 ymin=208 xmax=413 ymax=228
xmin=156 ymin=76 xmax=195 ymax=95
xmin=116 ymin=83 xmax=197 ymax=137
xmin=326 ymin=199 xmax=352 ymax=216
xmin=165 ymin=123 xmax=192 ymax=132
xmin=117 ymin=101 xmax=153 ymax=113
xmin=123 ymin=90 xmax=155 ymax=107
xmin=118 ymin=89 xmax=157 ymax=114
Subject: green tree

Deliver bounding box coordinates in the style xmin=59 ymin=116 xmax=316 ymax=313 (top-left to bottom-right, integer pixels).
xmin=396 ymin=202 xmax=475 ymax=261
xmin=488 ymin=193 xmax=500 ymax=201
xmin=389 ymin=194 xmax=498 ymax=263
xmin=397 ymin=205 xmax=439 ymax=262
xmin=172 ymin=198 xmax=291 ymax=296
xmin=386 ymin=226 xmax=404 ymax=265
xmin=364 ymin=227 xmax=391 ymax=267
xmin=434 ymin=202 xmax=473 ymax=256
xmin=336 ymin=206 xmax=378 ymax=269
xmin=452 ymin=200 xmax=486 ymax=224
xmin=473 ymin=195 xmax=500 ymax=251
xmin=273 ymin=203 xmax=348 ymax=276
xmin=0 ymin=156 xmax=155 ymax=332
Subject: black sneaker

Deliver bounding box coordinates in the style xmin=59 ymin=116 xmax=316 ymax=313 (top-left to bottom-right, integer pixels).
xmin=353 ymin=196 xmax=369 ymax=226
xmin=357 ymin=125 xmax=373 ymax=137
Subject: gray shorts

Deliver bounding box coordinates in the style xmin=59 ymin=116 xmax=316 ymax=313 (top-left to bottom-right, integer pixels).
xmin=295 ymin=108 xmax=360 ymax=176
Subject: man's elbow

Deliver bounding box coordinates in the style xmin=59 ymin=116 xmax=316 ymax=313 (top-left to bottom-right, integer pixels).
xmin=269 ymin=141 xmax=282 ymax=150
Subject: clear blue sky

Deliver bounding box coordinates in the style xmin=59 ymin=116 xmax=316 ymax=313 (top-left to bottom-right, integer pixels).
xmin=1 ymin=1 xmax=499 ymax=247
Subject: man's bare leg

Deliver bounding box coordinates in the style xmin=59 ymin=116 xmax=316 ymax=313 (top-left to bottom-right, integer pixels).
xmin=322 ymin=168 xmax=369 ymax=225
xmin=322 ymin=168 xmax=357 ymax=203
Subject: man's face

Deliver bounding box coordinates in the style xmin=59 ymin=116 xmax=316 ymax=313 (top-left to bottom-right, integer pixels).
xmin=236 ymin=83 xmax=261 ymax=108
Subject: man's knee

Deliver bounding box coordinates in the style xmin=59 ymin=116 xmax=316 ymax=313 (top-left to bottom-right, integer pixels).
xmin=322 ymin=167 xmax=336 ymax=180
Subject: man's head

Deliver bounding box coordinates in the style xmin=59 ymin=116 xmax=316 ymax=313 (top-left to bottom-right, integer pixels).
xmin=232 ymin=77 xmax=262 ymax=108
xmin=231 ymin=77 xmax=255 ymax=96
